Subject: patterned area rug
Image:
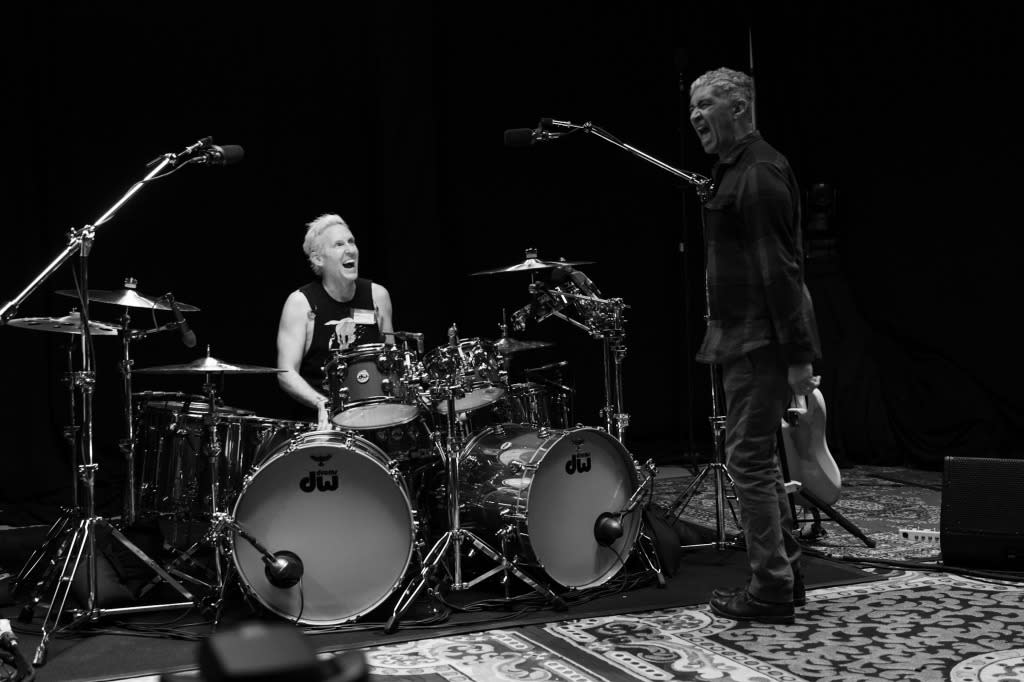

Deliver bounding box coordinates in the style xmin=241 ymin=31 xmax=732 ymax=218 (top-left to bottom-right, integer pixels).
xmin=353 ymin=465 xmax=1024 ymax=682
xmin=651 ymin=465 xmax=944 ymax=562
xmin=362 ymin=569 xmax=1024 ymax=681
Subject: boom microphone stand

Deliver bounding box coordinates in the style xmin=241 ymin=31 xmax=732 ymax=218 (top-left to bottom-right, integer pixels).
xmin=535 ymin=119 xmax=739 ymax=549
xmin=1 ymin=140 xmax=221 ymax=665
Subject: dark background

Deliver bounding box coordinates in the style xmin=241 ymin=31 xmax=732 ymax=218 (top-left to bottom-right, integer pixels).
xmin=2 ymin=2 xmax=1021 ymax=522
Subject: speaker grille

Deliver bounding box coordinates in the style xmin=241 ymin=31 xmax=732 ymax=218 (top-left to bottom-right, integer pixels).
xmin=941 ymin=456 xmax=1024 ymax=568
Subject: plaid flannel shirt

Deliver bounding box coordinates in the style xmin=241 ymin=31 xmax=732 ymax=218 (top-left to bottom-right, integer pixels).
xmin=696 ymin=132 xmax=821 ymax=366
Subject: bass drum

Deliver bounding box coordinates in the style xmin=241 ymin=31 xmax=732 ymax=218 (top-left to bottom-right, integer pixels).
xmin=230 ymin=430 xmax=415 ymax=625
xmin=460 ymin=424 xmax=641 ymax=590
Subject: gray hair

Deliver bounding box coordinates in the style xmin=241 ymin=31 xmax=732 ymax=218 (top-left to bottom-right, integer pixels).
xmin=690 ymin=67 xmax=754 ymax=117
xmin=303 ymin=213 xmax=350 ymax=276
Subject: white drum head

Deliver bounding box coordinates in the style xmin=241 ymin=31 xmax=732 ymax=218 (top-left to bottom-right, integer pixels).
xmin=332 ymin=401 xmax=420 ymax=430
xmin=526 ymin=428 xmax=640 ymax=589
xmin=231 ymin=431 xmax=414 ymax=624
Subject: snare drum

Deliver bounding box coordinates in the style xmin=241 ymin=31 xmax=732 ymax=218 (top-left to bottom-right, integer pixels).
xmin=230 ymin=430 xmax=416 ymax=625
xmin=460 ymin=424 xmax=641 ymax=589
xmin=423 ymin=338 xmax=506 ymax=415
xmin=326 ymin=343 xmax=421 ymax=430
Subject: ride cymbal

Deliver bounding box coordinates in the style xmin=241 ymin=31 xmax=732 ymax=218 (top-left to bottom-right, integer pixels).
xmin=5 ymin=312 xmax=119 ymax=336
xmin=55 ymin=288 xmax=200 ymax=312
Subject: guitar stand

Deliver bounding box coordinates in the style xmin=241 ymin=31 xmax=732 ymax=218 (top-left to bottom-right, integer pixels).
xmin=775 ymin=430 xmax=876 ymax=549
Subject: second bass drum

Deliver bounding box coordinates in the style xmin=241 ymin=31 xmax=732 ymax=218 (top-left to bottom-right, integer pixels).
xmin=459 ymin=424 xmax=641 ymax=590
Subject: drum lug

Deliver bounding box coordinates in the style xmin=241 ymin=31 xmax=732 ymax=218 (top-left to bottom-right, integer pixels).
xmin=536 ymin=426 xmax=551 ymax=439
xmin=381 ymin=377 xmax=392 ymax=395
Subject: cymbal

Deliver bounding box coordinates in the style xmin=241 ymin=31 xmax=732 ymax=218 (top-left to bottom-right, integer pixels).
xmin=471 ymin=257 xmax=594 ymax=276
xmin=134 ymin=355 xmax=284 ymax=375
xmin=55 ymin=288 xmax=200 ymax=312
xmin=5 ymin=312 xmax=119 ymax=336
xmin=493 ymin=337 xmax=553 ymax=354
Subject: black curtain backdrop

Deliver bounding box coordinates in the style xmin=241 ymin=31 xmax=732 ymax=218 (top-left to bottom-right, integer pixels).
xmin=1 ymin=2 xmax=1020 ymax=523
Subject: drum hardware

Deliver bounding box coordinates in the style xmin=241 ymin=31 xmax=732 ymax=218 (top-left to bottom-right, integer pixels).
xmin=509 ymin=263 xmax=631 ymax=444
xmin=0 ymin=148 xmax=211 ymax=666
xmin=384 ymin=323 xmax=566 ymax=634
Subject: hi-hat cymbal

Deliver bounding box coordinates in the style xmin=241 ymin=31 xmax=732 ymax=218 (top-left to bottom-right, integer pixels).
xmin=134 ymin=355 xmax=284 ymax=375
xmin=493 ymin=337 xmax=553 ymax=354
xmin=5 ymin=312 xmax=119 ymax=336
xmin=471 ymin=258 xmax=594 ymax=276
xmin=55 ymin=288 xmax=200 ymax=312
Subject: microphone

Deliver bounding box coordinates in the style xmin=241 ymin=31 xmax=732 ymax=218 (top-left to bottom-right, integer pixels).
xmin=594 ymin=459 xmax=658 ymax=546
xmin=165 ymin=293 xmax=197 ymax=348
xmin=504 ymin=121 xmax=566 ymax=147
xmin=174 ymin=136 xmax=213 ymax=159
xmin=195 ymin=144 xmax=245 ymax=166
xmin=553 ymin=265 xmax=601 ymax=299
xmin=264 ymin=550 xmax=304 ymax=589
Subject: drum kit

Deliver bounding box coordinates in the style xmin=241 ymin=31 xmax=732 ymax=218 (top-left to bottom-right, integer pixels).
xmin=4 ymin=247 xmax=663 ymax=660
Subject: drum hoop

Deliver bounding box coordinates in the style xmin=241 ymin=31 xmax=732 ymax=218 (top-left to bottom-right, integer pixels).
xmin=229 ymin=428 xmax=415 ymax=625
xmin=335 ymin=343 xmax=388 ymax=360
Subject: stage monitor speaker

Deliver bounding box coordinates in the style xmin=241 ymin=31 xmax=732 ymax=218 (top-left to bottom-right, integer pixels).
xmin=940 ymin=456 xmax=1024 ymax=570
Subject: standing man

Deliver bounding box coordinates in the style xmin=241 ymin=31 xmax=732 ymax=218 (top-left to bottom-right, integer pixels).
xmin=689 ymin=67 xmax=821 ymax=624
xmin=277 ymin=213 xmax=394 ymax=425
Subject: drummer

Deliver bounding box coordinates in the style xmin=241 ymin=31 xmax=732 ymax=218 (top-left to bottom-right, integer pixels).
xmin=276 ymin=213 xmax=394 ymax=425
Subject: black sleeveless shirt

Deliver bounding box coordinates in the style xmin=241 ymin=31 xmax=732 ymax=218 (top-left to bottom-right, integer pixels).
xmin=298 ymin=278 xmax=382 ymax=392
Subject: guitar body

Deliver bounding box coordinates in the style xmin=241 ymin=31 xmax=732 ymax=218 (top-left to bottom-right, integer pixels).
xmin=780 ymin=388 xmax=842 ymax=507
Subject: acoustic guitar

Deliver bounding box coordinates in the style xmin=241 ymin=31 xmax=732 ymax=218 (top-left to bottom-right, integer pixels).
xmin=779 ymin=388 xmax=842 ymax=506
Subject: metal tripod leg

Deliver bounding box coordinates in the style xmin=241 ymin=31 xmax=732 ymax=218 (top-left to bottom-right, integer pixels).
xmin=664 ymin=460 xmax=741 ymax=550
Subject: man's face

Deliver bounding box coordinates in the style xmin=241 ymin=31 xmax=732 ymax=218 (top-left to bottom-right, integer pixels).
xmin=689 ymin=84 xmax=742 ymax=159
xmin=315 ymin=224 xmax=359 ymax=281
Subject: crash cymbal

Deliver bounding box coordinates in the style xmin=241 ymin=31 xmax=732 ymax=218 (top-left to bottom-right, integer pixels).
xmin=134 ymin=354 xmax=284 ymax=375
xmin=5 ymin=312 xmax=119 ymax=336
xmin=55 ymin=288 xmax=200 ymax=312
xmin=470 ymin=248 xmax=594 ymax=276
xmin=471 ymin=258 xmax=594 ymax=276
xmin=493 ymin=336 xmax=553 ymax=354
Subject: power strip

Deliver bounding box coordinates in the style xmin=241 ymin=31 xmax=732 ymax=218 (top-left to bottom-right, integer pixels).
xmin=898 ymin=528 xmax=940 ymax=544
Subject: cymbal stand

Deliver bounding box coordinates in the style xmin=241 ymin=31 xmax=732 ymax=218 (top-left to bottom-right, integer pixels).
xmin=384 ymin=342 xmax=565 ymax=634
xmin=1 ymin=148 xmax=206 ymax=666
xmin=11 ymin=339 xmax=81 ymax=611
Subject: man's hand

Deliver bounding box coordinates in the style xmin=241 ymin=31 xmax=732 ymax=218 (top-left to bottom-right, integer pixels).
xmin=316 ymin=398 xmax=330 ymax=430
xmin=334 ymin=318 xmax=357 ymax=350
xmin=788 ymin=363 xmax=821 ymax=396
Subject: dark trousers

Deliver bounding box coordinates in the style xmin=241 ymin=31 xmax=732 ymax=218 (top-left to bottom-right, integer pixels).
xmin=721 ymin=344 xmax=801 ymax=602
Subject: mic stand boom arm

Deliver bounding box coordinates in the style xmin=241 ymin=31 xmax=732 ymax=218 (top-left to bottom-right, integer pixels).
xmin=545 ymin=120 xmax=715 ymax=203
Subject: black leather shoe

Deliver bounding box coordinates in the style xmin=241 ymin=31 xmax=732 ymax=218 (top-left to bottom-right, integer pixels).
xmin=709 ymin=590 xmax=795 ymax=624
xmin=711 ymin=579 xmax=806 ymax=607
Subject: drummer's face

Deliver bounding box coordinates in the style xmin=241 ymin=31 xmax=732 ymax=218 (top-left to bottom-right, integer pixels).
xmin=316 ymin=224 xmax=359 ymax=281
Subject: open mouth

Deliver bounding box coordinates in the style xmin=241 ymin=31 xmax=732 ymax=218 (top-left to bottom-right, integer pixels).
xmin=342 ymin=259 xmax=357 ymax=270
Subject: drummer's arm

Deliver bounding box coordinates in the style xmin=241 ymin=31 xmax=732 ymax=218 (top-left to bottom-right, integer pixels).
xmin=277 ymin=291 xmax=328 ymax=410
xmin=372 ymin=283 xmax=394 ymax=346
